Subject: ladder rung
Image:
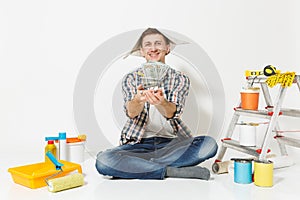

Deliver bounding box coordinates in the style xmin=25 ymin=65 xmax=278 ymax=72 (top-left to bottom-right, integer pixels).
xmin=222 ymin=139 xmax=259 ymax=157
xmin=235 ymin=108 xmax=272 ymax=119
xmin=277 ymin=108 xmax=300 ymax=118
xmin=276 ymin=136 xmax=300 ymax=148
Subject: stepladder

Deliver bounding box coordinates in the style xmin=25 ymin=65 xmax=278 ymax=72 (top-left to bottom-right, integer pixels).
xmin=213 ymin=73 xmax=300 ymax=172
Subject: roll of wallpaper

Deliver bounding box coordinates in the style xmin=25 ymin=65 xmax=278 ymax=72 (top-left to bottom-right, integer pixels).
xmin=212 ymin=160 xmax=233 ymax=174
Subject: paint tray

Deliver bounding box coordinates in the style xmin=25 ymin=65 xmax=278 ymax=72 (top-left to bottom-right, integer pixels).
xmin=8 ymin=160 xmax=82 ymax=189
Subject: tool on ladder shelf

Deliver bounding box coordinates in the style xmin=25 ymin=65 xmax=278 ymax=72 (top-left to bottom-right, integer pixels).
xmin=212 ymin=65 xmax=300 ymax=174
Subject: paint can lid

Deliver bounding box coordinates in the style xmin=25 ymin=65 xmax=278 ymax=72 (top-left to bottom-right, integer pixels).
xmin=240 ymin=87 xmax=260 ymax=93
xmin=254 ymin=159 xmax=273 ymax=164
xmin=231 ymin=158 xmax=253 ymax=163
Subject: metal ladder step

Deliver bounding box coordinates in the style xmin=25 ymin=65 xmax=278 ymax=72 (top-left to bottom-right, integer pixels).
xmin=272 ymin=108 xmax=300 ymax=118
xmin=221 ymin=139 xmax=260 ymax=157
xmin=275 ymin=136 xmax=300 ymax=148
xmin=235 ymin=107 xmax=300 ymax=118
xmin=234 ymin=108 xmax=273 ymax=119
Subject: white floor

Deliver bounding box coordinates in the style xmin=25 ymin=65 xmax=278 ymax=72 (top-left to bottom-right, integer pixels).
xmin=1 ymin=149 xmax=300 ymax=200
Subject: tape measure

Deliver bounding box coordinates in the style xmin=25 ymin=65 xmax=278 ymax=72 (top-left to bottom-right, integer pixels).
xmin=263 ymin=65 xmax=278 ymax=76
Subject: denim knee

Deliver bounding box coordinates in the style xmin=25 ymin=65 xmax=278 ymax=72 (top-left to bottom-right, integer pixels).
xmin=202 ymin=136 xmax=218 ymax=158
xmin=195 ymin=135 xmax=218 ymax=159
xmin=95 ymin=150 xmax=113 ymax=175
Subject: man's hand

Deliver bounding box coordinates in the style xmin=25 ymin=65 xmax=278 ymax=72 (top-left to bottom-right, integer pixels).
xmin=127 ymin=86 xmax=176 ymax=119
xmin=143 ymin=88 xmax=164 ymax=105
xmin=126 ymin=85 xmax=146 ymax=118
xmin=144 ymin=88 xmax=176 ymax=119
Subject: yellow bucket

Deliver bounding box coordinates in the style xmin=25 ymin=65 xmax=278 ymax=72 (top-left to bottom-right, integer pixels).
xmin=254 ymin=160 xmax=273 ymax=187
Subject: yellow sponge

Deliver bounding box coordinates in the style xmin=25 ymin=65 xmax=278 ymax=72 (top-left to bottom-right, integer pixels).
xmin=47 ymin=173 xmax=84 ymax=192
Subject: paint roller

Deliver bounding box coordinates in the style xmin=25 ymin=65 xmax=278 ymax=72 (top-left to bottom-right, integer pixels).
xmin=45 ymin=151 xmax=84 ymax=192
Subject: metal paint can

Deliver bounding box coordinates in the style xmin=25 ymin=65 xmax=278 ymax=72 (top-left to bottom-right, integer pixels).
xmin=231 ymin=158 xmax=253 ymax=184
xmin=240 ymin=87 xmax=260 ymax=110
xmin=254 ymin=160 xmax=273 ymax=187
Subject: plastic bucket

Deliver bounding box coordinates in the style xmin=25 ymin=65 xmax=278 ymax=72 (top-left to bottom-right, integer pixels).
xmin=240 ymin=88 xmax=260 ymax=110
xmin=67 ymin=141 xmax=85 ymax=163
xmin=239 ymin=124 xmax=257 ymax=146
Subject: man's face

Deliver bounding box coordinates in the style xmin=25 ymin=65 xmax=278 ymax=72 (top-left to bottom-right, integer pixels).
xmin=140 ymin=34 xmax=170 ymax=63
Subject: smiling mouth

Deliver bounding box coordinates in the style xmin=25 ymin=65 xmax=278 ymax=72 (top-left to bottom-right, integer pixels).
xmin=147 ymin=50 xmax=162 ymax=57
xmin=148 ymin=52 xmax=160 ymax=57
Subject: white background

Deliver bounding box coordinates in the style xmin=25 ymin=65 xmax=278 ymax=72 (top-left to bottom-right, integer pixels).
xmin=1 ymin=0 xmax=300 ymax=163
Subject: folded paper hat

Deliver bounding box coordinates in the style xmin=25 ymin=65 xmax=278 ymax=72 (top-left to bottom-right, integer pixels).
xmin=124 ymin=28 xmax=189 ymax=58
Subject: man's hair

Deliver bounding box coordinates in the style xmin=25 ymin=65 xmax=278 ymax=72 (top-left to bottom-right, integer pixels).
xmin=138 ymin=28 xmax=171 ymax=48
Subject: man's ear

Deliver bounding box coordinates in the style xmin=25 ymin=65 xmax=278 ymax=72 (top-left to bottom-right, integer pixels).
xmin=166 ymin=45 xmax=170 ymax=55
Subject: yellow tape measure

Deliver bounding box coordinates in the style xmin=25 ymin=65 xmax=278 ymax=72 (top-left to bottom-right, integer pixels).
xmin=266 ymin=72 xmax=295 ymax=88
xmin=264 ymin=65 xmax=278 ymax=76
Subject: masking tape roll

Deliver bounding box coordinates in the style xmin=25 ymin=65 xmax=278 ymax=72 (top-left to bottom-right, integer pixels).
xmin=47 ymin=173 xmax=84 ymax=192
xmin=212 ymin=161 xmax=233 ymax=174
xmin=254 ymin=160 xmax=273 ymax=187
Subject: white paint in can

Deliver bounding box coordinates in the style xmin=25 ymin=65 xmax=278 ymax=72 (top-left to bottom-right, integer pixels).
xmin=239 ymin=124 xmax=257 ymax=146
xmin=67 ymin=141 xmax=85 ymax=163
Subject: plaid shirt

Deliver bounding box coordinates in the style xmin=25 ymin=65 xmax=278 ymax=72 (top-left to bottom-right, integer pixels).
xmin=120 ymin=66 xmax=192 ymax=145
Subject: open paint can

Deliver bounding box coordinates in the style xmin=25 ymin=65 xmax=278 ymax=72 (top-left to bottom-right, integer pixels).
xmin=231 ymin=158 xmax=253 ymax=184
xmin=67 ymin=141 xmax=85 ymax=163
xmin=240 ymin=87 xmax=260 ymax=110
xmin=254 ymin=160 xmax=273 ymax=187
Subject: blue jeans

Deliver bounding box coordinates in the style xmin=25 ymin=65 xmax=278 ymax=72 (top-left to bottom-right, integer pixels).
xmin=95 ymin=136 xmax=218 ymax=179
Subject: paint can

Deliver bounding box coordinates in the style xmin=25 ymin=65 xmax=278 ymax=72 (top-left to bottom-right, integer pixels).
xmin=67 ymin=141 xmax=85 ymax=163
xmin=231 ymin=158 xmax=253 ymax=184
xmin=254 ymin=160 xmax=273 ymax=187
xmin=239 ymin=123 xmax=257 ymax=146
xmin=240 ymin=87 xmax=260 ymax=110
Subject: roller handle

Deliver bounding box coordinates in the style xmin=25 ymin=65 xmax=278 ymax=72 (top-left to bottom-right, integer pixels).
xmin=45 ymin=136 xmax=59 ymax=141
xmin=46 ymin=151 xmax=64 ymax=170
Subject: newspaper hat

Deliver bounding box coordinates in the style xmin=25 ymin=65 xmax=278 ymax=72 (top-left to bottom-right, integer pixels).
xmin=124 ymin=28 xmax=189 ymax=58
